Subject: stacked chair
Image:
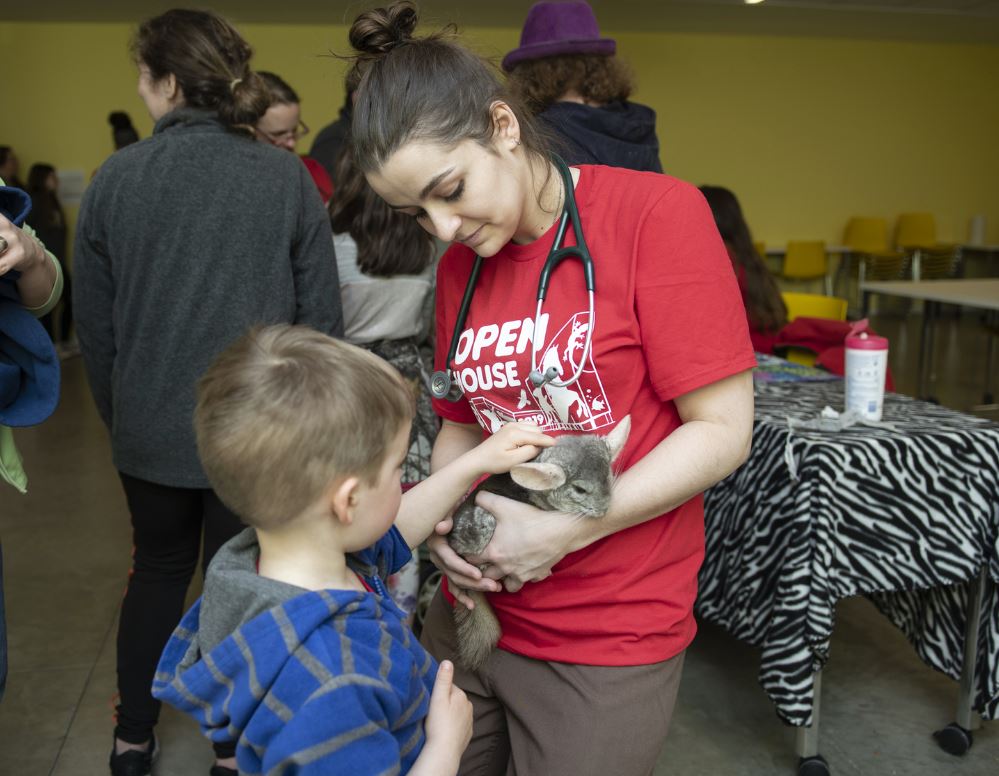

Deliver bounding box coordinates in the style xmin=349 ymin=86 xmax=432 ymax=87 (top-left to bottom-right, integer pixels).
xmin=841 ymin=217 xmax=908 ymax=314
xmin=843 ymin=217 xmax=908 ymax=285
xmin=894 ymin=212 xmax=960 ymax=280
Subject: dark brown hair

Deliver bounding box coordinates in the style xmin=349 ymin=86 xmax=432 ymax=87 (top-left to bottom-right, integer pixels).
xmin=700 ymin=185 xmax=787 ymax=334
xmin=329 ymin=139 xmax=433 ymax=277
xmin=257 ymin=71 xmax=300 ymax=105
xmin=507 ymin=54 xmax=634 ymax=114
xmin=26 ymin=164 xmax=64 ymax=231
xmin=347 ymin=1 xmax=549 ymax=173
xmin=131 ymin=9 xmax=270 ymax=132
xmin=108 ymin=111 xmax=140 ymax=149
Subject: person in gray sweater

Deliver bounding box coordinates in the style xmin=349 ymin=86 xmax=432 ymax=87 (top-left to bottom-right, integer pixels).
xmin=72 ymin=10 xmax=342 ymax=776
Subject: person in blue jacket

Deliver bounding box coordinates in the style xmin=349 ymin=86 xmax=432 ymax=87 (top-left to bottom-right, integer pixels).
xmin=0 ymin=178 xmax=63 ymax=700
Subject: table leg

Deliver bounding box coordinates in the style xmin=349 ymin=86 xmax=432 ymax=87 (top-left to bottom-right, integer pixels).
xmin=795 ymin=670 xmax=822 ymax=758
xmin=794 ymin=671 xmax=830 ymax=774
xmin=956 ymin=568 xmax=985 ymax=732
xmin=916 ymin=301 xmax=932 ymax=398
xmin=933 ymin=567 xmax=985 ymax=756
xmin=981 ymin=311 xmax=996 ymax=407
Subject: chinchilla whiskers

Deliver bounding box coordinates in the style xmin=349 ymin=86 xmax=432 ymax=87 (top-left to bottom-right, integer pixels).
xmin=572 ymin=508 xmax=601 ymax=519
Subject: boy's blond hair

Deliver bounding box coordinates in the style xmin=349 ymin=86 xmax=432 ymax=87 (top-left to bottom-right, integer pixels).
xmin=195 ymin=325 xmax=415 ymax=528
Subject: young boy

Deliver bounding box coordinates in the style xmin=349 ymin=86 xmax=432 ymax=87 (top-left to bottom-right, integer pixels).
xmin=152 ymin=324 xmax=552 ymax=775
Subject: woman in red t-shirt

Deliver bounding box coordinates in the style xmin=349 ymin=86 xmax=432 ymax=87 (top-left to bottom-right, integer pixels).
xmin=700 ymin=185 xmax=788 ymax=354
xmin=345 ymin=4 xmax=756 ymax=774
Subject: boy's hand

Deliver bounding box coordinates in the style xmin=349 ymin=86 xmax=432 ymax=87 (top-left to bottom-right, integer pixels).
xmin=467 ymin=422 xmax=554 ymax=476
xmin=421 ymin=660 xmax=473 ymax=774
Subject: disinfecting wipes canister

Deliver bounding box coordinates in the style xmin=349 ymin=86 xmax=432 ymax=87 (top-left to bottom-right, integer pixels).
xmin=845 ymin=330 xmax=889 ymax=421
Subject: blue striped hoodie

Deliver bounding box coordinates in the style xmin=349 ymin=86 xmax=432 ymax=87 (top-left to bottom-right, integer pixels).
xmin=153 ymin=527 xmax=437 ymax=775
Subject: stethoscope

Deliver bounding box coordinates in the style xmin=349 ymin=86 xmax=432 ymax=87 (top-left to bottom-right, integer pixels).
xmin=430 ymin=155 xmax=596 ymax=402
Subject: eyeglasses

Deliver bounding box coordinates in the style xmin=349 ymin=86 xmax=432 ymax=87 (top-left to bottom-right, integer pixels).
xmin=256 ymin=120 xmax=310 ymax=145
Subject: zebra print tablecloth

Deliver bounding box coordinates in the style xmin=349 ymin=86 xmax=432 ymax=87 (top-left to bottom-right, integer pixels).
xmin=699 ymin=379 xmax=999 ymax=727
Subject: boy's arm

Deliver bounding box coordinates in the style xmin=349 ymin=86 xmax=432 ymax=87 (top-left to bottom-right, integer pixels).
xmin=394 ymin=421 xmax=553 ymax=550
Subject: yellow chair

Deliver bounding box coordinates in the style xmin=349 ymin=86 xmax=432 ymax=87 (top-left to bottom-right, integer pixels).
xmin=842 ymin=217 xmax=909 ymax=302
xmin=779 ymin=292 xmax=849 ymax=365
xmin=894 ymin=212 xmax=959 ymax=280
xmin=844 ymin=217 xmax=890 ymax=254
xmin=781 ymin=292 xmax=848 ymax=322
xmin=782 ymin=240 xmax=831 ymax=296
xmin=895 ymin=213 xmax=937 ymax=251
xmin=753 ymin=241 xmax=766 ymax=259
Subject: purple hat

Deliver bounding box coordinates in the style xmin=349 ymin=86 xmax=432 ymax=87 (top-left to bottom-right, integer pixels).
xmin=503 ymin=1 xmax=616 ymax=72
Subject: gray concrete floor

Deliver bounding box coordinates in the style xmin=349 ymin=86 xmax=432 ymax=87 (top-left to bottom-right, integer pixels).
xmin=0 ymin=309 xmax=996 ymax=776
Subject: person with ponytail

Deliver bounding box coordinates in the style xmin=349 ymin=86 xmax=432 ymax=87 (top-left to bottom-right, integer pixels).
xmin=348 ymin=3 xmax=755 ymax=774
xmin=72 ymin=9 xmax=341 ymax=776
xmin=700 ymin=185 xmax=788 ymax=354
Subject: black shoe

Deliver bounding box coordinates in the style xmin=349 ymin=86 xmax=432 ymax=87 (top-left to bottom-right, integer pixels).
xmin=109 ymin=736 xmax=158 ymax=776
xmin=209 ymin=766 xmax=237 ymax=776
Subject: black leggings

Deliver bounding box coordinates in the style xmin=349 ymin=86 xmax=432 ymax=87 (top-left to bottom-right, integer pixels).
xmin=115 ymin=473 xmax=244 ymax=758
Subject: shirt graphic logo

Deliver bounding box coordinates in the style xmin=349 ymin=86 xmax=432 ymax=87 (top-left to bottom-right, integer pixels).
xmin=452 ymin=311 xmax=612 ymax=433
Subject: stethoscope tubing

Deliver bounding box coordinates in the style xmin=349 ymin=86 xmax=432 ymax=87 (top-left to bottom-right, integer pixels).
xmin=431 ymin=154 xmax=595 ymax=401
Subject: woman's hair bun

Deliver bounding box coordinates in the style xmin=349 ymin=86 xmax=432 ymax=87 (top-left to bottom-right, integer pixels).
xmin=349 ymin=1 xmax=419 ymax=58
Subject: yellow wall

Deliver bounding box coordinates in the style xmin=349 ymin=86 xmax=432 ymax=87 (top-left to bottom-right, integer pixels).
xmin=2 ymin=20 xmax=998 ymax=257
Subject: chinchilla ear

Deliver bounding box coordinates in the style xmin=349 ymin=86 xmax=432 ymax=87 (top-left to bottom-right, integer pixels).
xmin=604 ymin=415 xmax=631 ymax=464
xmin=510 ymin=462 xmax=567 ymax=491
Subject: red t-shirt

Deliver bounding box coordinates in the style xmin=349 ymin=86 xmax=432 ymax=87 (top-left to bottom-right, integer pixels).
xmin=433 ymin=165 xmax=756 ymax=666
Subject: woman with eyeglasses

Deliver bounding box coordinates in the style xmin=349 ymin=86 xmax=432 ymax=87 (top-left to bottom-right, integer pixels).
xmin=255 ymin=71 xmax=334 ymax=204
xmin=73 ymin=10 xmax=342 ymax=776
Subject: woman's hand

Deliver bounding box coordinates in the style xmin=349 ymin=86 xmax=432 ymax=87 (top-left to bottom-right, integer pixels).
xmin=467 ymin=491 xmax=582 ymax=593
xmin=0 ymin=213 xmax=57 ymax=309
xmin=0 ymin=213 xmax=45 ymax=278
xmin=426 ymin=517 xmax=502 ymax=610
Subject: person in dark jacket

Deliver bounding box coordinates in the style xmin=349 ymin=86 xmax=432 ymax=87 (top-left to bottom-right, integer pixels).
xmin=503 ymin=0 xmax=663 ymax=173
xmin=108 ymin=111 xmax=141 ymax=150
xmin=72 ymin=10 xmax=342 ymax=776
xmin=308 ymin=87 xmax=354 ymax=184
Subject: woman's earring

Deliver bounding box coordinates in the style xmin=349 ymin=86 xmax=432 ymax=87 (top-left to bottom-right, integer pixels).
xmin=513 ymin=138 xmax=522 ymax=148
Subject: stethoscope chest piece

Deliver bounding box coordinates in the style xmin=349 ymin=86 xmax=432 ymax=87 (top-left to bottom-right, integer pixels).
xmin=430 ymin=369 xmax=464 ymax=402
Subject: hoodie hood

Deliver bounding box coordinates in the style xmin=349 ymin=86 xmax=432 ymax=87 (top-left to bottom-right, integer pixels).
xmin=540 ymin=100 xmax=663 ymax=173
xmin=153 ymin=528 xmax=436 ymax=774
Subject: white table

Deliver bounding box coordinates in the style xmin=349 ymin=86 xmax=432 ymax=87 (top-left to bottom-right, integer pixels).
xmin=861 ymin=278 xmax=999 ymax=309
xmin=861 ymin=279 xmax=999 ymax=400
